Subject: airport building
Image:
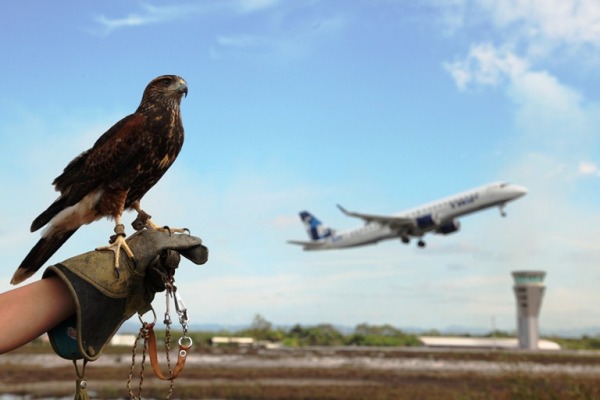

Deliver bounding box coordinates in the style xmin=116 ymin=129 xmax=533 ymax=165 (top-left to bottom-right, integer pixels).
xmin=512 ymin=270 xmax=546 ymax=350
xmin=418 ymin=270 xmax=556 ymax=351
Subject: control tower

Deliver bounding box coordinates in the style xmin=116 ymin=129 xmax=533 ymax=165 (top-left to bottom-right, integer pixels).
xmin=512 ymin=271 xmax=546 ymax=350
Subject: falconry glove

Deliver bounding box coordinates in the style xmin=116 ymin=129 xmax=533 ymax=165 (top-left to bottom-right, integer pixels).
xmin=42 ymin=229 xmax=208 ymax=361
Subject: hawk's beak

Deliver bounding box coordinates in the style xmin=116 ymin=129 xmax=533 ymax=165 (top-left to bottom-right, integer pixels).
xmin=178 ymin=83 xmax=188 ymax=98
xmin=174 ymin=79 xmax=188 ymax=98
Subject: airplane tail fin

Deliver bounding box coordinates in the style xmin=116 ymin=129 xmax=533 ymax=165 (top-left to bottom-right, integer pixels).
xmin=299 ymin=211 xmax=334 ymax=241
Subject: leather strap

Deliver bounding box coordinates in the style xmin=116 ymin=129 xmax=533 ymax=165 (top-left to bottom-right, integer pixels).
xmin=147 ymin=324 xmax=190 ymax=380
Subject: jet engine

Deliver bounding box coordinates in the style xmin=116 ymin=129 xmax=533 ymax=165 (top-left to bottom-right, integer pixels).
xmin=435 ymin=219 xmax=461 ymax=235
xmin=415 ymin=214 xmax=439 ymax=229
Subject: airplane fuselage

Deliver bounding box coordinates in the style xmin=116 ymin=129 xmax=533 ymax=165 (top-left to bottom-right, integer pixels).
xmin=290 ymin=182 xmax=527 ymax=251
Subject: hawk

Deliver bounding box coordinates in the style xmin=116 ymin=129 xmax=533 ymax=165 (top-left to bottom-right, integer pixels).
xmin=11 ymin=75 xmax=188 ymax=285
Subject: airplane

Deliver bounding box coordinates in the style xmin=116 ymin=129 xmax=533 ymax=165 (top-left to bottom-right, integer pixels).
xmin=287 ymin=181 xmax=527 ymax=250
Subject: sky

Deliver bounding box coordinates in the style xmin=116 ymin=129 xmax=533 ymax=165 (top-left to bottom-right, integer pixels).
xmin=1 ymin=0 xmax=599 ymax=336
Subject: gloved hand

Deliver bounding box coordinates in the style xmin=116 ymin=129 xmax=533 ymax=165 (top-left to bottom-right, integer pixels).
xmin=42 ymin=230 xmax=208 ymax=361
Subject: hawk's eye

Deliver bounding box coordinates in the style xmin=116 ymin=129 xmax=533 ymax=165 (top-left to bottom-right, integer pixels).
xmin=160 ymin=78 xmax=172 ymax=85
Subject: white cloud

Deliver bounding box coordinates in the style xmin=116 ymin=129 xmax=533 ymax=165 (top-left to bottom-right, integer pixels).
xmin=446 ymin=43 xmax=598 ymax=158
xmin=211 ymin=14 xmax=348 ymax=61
xmin=509 ymin=70 xmax=596 ymax=156
xmin=578 ymin=161 xmax=600 ymax=176
xmin=431 ymin=0 xmax=468 ymax=35
xmin=440 ymin=1 xmax=600 ymax=331
xmin=91 ymin=3 xmax=213 ymax=36
xmin=444 ymin=43 xmax=528 ymax=90
xmin=91 ymin=2 xmax=346 ymax=63
xmin=90 ymin=1 xmax=286 ymax=36
xmin=481 ymin=0 xmax=600 ymax=46
xmin=236 ymin=0 xmax=282 ymax=14
xmin=437 ymin=0 xmax=600 ymax=60
xmin=217 ymin=34 xmax=268 ymax=48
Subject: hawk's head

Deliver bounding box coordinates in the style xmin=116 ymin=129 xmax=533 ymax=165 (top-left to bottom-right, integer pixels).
xmin=139 ymin=75 xmax=188 ymax=110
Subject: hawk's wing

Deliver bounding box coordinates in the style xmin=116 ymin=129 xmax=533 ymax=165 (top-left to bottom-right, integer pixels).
xmin=31 ymin=113 xmax=149 ymax=232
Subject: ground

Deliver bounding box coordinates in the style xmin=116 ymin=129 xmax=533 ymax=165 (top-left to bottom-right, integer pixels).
xmin=2 ymin=345 xmax=600 ymax=399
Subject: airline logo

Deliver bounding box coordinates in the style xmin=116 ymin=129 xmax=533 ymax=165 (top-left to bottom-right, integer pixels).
xmin=449 ymin=193 xmax=479 ymax=209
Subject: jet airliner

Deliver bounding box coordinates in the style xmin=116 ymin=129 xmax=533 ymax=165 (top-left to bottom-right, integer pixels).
xmin=288 ymin=181 xmax=527 ymax=250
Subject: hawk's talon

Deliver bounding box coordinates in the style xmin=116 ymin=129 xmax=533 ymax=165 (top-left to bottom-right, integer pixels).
xmin=133 ymin=214 xmax=188 ymax=236
xmin=114 ymin=267 xmax=120 ymax=279
xmin=157 ymin=226 xmax=190 ymax=236
xmin=96 ymin=234 xmax=135 ymax=277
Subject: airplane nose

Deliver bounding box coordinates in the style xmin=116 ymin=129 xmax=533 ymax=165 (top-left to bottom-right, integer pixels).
xmin=514 ymin=185 xmax=528 ymax=196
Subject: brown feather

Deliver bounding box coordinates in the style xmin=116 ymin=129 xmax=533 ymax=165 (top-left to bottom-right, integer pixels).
xmin=13 ymin=75 xmax=188 ymax=284
xmin=11 ymin=229 xmax=78 ymax=285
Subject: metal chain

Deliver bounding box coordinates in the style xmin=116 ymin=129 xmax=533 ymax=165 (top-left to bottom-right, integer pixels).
xmin=127 ymin=321 xmax=151 ymax=400
xmin=127 ymin=272 xmax=190 ymax=399
xmin=164 ymin=281 xmax=175 ymax=399
xmin=126 ymin=333 xmax=139 ymax=397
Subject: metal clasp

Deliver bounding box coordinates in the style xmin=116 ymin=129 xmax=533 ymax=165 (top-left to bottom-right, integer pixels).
xmin=173 ymin=290 xmax=189 ymax=328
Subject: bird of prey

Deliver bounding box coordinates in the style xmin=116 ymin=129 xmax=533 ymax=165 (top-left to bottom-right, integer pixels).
xmin=11 ymin=75 xmax=188 ymax=285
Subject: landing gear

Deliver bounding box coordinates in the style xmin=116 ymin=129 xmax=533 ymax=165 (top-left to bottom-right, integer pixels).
xmin=499 ymin=203 xmax=507 ymax=217
xmin=400 ymin=235 xmax=426 ymax=248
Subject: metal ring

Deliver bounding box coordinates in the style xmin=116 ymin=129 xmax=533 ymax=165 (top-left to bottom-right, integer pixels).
xmin=138 ymin=308 xmax=157 ymax=325
xmin=178 ymin=336 xmax=193 ymax=348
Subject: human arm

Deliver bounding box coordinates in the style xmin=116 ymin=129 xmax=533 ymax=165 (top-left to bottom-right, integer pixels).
xmin=0 ymin=276 xmax=75 ymax=354
xmin=1 ymin=230 xmax=207 ymax=359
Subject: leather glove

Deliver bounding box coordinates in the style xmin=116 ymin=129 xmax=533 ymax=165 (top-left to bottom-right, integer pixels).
xmin=42 ymin=230 xmax=208 ymax=361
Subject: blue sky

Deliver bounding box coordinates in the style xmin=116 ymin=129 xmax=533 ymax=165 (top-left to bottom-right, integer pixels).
xmin=1 ymin=0 xmax=600 ymax=335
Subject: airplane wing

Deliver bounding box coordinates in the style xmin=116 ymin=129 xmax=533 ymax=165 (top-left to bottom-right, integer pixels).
xmin=336 ymin=204 xmax=414 ymax=229
xmin=287 ymin=240 xmax=314 ymax=246
xmin=287 ymin=240 xmax=327 ymax=250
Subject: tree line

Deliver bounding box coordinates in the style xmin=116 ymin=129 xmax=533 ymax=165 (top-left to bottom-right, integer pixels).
xmin=189 ymin=314 xmax=421 ymax=347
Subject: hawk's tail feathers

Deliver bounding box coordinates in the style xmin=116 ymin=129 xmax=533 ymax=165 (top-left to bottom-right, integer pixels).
xmin=11 ymin=229 xmax=78 ymax=285
xmin=30 ymin=197 xmax=69 ymax=232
